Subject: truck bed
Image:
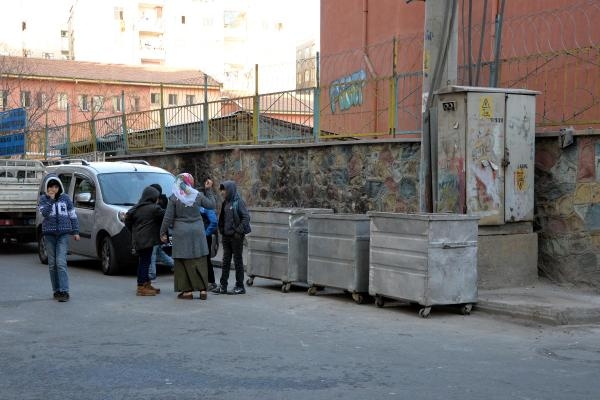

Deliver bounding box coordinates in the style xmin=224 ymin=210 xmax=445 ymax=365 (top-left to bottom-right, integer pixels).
xmin=0 ymin=159 xmax=46 ymax=242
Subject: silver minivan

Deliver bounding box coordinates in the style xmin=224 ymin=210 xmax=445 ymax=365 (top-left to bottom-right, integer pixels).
xmin=36 ymin=160 xmax=175 ymax=275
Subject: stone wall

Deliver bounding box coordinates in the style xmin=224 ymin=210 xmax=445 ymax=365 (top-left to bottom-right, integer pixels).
xmin=132 ymin=134 xmax=600 ymax=290
xmin=535 ymin=135 xmax=600 ymax=289
xmin=144 ymin=140 xmax=421 ymax=214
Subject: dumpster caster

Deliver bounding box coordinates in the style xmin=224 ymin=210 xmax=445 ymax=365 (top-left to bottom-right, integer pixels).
xmin=246 ymin=276 xmax=255 ymax=286
xmin=281 ymin=282 xmax=292 ymax=293
xmin=307 ymin=286 xmax=318 ymax=296
xmin=460 ymin=303 xmax=473 ymax=315
xmin=375 ymin=295 xmax=385 ymax=308
xmin=418 ymin=307 xmax=431 ymax=318
xmin=352 ymin=292 xmax=365 ymax=304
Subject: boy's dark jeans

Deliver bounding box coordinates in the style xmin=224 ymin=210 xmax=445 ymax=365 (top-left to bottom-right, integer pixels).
xmin=206 ymin=234 xmax=215 ymax=284
xmin=220 ymin=233 xmax=245 ymax=288
xmin=136 ymin=247 xmax=153 ymax=285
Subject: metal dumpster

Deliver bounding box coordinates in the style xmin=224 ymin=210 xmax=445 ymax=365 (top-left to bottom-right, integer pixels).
xmin=368 ymin=212 xmax=479 ymax=317
xmin=307 ymin=214 xmax=370 ymax=304
xmin=246 ymin=207 xmax=332 ymax=292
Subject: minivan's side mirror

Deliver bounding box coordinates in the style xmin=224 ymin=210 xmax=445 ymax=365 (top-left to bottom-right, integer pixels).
xmin=75 ymin=192 xmax=93 ymax=203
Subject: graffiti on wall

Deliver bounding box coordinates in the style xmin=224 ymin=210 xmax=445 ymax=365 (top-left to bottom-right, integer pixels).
xmin=165 ymin=142 xmax=421 ymax=215
xmin=329 ymin=70 xmax=367 ymax=113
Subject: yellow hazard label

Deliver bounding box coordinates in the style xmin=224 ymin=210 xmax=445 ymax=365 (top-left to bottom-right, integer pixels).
xmin=480 ymin=96 xmax=493 ymax=119
xmin=515 ymin=167 xmax=527 ymax=191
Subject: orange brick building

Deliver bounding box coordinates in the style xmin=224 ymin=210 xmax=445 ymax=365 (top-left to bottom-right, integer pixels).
xmin=0 ymin=56 xmax=221 ymax=131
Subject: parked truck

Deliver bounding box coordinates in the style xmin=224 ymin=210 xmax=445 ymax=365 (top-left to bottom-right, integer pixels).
xmin=0 ymin=159 xmax=46 ymax=244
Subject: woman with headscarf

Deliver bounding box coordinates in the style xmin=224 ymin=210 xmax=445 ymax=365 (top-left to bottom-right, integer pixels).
xmin=160 ymin=173 xmax=216 ymax=300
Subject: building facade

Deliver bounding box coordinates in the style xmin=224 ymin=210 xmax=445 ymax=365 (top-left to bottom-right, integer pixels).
xmin=0 ymin=56 xmax=221 ymax=130
xmin=0 ymin=0 xmax=319 ymax=94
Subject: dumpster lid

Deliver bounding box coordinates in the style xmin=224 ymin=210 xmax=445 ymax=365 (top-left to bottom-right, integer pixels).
xmin=367 ymin=212 xmax=480 ymax=221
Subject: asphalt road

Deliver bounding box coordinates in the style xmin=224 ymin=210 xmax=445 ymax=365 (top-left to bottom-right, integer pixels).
xmin=1 ymin=243 xmax=600 ymax=400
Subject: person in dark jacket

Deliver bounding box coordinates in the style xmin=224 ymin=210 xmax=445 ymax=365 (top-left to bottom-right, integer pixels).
xmin=148 ymin=183 xmax=174 ymax=280
xmin=38 ymin=174 xmax=80 ymax=302
xmin=125 ymin=185 xmax=165 ymax=296
xmin=213 ymin=180 xmax=250 ymax=295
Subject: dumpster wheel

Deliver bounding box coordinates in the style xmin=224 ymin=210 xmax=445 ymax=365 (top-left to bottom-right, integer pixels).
xmin=246 ymin=276 xmax=255 ymax=286
xmin=460 ymin=303 xmax=473 ymax=315
xmin=307 ymin=286 xmax=318 ymax=296
xmin=418 ymin=307 xmax=431 ymax=318
xmin=352 ymin=292 xmax=365 ymax=304
xmin=281 ymin=282 xmax=292 ymax=293
xmin=375 ymin=295 xmax=385 ymax=308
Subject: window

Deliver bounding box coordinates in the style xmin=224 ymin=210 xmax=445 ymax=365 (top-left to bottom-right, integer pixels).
xmin=57 ymin=174 xmax=72 ymax=195
xmin=60 ymin=30 xmax=68 ymax=38
xmin=21 ymin=91 xmax=31 ymax=108
xmin=181 ymin=15 xmax=186 ymax=24
xmin=150 ymin=92 xmax=160 ymax=105
xmin=112 ymin=96 xmax=122 ymax=112
xmin=36 ymin=92 xmax=48 ymax=109
xmin=74 ymin=176 xmax=95 ymax=209
xmin=0 ymin=90 xmax=7 ymax=110
xmin=168 ymin=94 xmax=177 ymax=106
xmin=57 ymin=93 xmax=68 ymax=110
xmin=132 ymin=97 xmax=140 ymax=112
xmin=185 ymin=95 xmax=195 ymax=105
xmin=114 ymin=7 xmax=124 ymax=20
xmin=92 ymin=95 xmax=104 ymax=112
xmin=78 ymin=94 xmax=89 ymax=111
xmin=304 ymin=70 xmax=310 ymax=83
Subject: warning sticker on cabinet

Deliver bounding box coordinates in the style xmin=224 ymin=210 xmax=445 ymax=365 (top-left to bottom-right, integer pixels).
xmin=515 ymin=166 xmax=527 ymax=192
xmin=480 ymin=96 xmax=493 ymax=119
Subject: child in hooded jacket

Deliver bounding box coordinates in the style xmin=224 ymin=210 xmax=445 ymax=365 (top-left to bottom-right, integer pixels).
xmin=124 ymin=185 xmax=165 ymax=296
xmin=38 ymin=174 xmax=80 ymax=302
xmin=213 ymin=180 xmax=250 ymax=295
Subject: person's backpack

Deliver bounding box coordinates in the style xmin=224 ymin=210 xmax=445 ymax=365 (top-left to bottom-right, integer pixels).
xmin=232 ymin=198 xmax=251 ymax=234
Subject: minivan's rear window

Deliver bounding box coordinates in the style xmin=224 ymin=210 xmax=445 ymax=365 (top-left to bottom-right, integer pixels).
xmin=98 ymin=172 xmax=175 ymax=205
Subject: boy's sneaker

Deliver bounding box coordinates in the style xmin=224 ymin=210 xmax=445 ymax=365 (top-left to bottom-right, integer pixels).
xmin=57 ymin=292 xmax=70 ymax=302
xmin=207 ymin=283 xmax=218 ymax=291
xmin=212 ymin=285 xmax=227 ymax=294
xmin=53 ymin=292 xmax=60 ymax=300
xmin=231 ymin=286 xmax=246 ymax=295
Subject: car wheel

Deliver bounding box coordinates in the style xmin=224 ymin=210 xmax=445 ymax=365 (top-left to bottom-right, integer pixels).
xmin=100 ymin=236 xmax=119 ymax=275
xmin=37 ymin=234 xmax=48 ymax=265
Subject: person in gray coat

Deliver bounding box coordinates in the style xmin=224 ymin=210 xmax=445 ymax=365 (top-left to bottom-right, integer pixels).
xmin=160 ymin=173 xmax=216 ymax=300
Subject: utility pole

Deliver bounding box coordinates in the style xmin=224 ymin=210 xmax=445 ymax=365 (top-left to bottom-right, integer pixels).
xmin=418 ymin=0 xmax=458 ymax=212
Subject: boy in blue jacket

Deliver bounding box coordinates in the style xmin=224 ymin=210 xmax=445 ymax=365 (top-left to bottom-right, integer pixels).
xmin=38 ymin=175 xmax=80 ymax=302
xmin=200 ymin=205 xmax=218 ymax=291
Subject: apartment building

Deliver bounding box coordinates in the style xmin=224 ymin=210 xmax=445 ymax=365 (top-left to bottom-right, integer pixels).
xmin=0 ymin=55 xmax=221 ymax=130
xmin=0 ymin=0 xmax=319 ymax=94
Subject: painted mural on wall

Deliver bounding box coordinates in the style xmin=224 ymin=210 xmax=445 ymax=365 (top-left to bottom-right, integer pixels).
xmin=535 ymin=136 xmax=600 ymax=289
xmin=329 ymin=70 xmax=367 ymax=113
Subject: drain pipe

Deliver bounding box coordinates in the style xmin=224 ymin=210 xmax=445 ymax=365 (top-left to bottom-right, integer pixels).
xmin=363 ymin=0 xmax=379 ymax=132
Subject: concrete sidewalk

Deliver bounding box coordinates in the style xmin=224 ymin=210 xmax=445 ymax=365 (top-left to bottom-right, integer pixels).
xmin=477 ymin=279 xmax=600 ymax=325
xmin=211 ymin=244 xmax=600 ymax=326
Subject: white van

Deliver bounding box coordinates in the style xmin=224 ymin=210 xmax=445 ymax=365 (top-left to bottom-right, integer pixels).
xmin=36 ymin=160 xmax=175 ymax=275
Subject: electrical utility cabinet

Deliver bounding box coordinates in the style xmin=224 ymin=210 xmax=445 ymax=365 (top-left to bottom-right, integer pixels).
xmin=435 ymin=86 xmax=538 ymax=225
